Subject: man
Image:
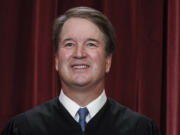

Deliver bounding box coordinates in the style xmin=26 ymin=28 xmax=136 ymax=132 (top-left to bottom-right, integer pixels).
xmin=1 ymin=7 xmax=160 ymax=135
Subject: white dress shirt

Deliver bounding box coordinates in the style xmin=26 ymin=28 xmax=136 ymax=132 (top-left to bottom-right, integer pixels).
xmin=59 ymin=90 xmax=107 ymax=123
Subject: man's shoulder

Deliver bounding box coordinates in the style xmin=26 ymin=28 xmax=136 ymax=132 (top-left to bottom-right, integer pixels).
xmin=10 ymin=97 xmax=60 ymax=126
xmin=100 ymin=98 xmax=160 ymax=134
xmin=107 ymin=98 xmax=154 ymax=123
xmin=25 ymin=97 xmax=59 ymax=116
xmin=1 ymin=97 xmax=64 ymax=134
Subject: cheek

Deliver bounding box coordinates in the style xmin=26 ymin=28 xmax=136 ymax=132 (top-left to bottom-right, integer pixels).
xmin=55 ymin=56 xmax=59 ymax=71
xmin=58 ymin=56 xmax=67 ymax=68
xmin=58 ymin=49 xmax=71 ymax=62
xmin=55 ymin=53 xmax=68 ymax=71
xmin=91 ymin=52 xmax=107 ymax=68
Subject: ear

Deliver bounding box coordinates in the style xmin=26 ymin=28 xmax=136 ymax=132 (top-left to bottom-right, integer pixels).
xmin=105 ymin=54 xmax=112 ymax=73
xmin=55 ymin=56 xmax=59 ymax=71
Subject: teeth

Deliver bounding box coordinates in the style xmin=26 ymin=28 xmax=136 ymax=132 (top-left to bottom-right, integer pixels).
xmin=73 ymin=65 xmax=88 ymax=69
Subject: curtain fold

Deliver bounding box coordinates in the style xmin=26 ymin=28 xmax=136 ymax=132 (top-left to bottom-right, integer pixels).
xmin=0 ymin=0 xmax=58 ymax=130
xmin=166 ymin=0 xmax=180 ymax=134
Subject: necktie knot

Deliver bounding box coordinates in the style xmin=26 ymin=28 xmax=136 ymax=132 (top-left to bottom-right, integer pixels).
xmin=78 ymin=107 xmax=89 ymax=132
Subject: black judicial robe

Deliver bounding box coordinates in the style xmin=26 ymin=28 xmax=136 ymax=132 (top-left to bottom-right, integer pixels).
xmin=1 ymin=98 xmax=160 ymax=135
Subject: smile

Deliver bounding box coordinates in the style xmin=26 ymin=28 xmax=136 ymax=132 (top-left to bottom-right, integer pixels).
xmin=72 ymin=65 xmax=89 ymax=69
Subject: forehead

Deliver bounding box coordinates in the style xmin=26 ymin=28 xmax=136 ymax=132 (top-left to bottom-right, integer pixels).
xmin=60 ymin=17 xmax=104 ymax=41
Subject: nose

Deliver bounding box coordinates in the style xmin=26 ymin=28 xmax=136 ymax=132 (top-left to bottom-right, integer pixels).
xmin=73 ymin=45 xmax=87 ymax=59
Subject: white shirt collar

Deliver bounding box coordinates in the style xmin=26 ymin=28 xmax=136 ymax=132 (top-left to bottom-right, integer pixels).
xmin=59 ymin=90 xmax=107 ymax=123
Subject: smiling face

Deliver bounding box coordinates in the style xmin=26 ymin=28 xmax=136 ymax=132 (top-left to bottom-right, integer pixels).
xmin=55 ymin=17 xmax=112 ymax=91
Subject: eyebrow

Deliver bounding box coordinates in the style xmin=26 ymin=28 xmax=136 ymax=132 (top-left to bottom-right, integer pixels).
xmin=61 ymin=38 xmax=100 ymax=43
xmin=62 ymin=38 xmax=73 ymax=42
xmin=60 ymin=38 xmax=73 ymax=45
xmin=86 ymin=38 xmax=100 ymax=43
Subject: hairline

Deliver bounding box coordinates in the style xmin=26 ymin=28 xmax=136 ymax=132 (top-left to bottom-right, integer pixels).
xmin=57 ymin=16 xmax=110 ymax=56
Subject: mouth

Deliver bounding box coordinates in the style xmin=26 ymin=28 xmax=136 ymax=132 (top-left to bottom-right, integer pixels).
xmin=71 ymin=64 xmax=89 ymax=69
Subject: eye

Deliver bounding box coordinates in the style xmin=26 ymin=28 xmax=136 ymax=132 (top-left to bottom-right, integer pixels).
xmin=64 ymin=42 xmax=74 ymax=47
xmin=87 ymin=42 xmax=97 ymax=47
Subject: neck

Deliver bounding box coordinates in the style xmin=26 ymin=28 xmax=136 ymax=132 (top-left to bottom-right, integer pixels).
xmin=61 ymin=83 xmax=104 ymax=107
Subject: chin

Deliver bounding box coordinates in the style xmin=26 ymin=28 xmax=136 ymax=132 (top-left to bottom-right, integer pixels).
xmin=71 ymin=81 xmax=91 ymax=88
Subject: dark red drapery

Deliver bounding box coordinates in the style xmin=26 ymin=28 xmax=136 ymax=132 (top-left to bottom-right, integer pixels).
xmin=166 ymin=0 xmax=180 ymax=134
xmin=0 ymin=0 xmax=179 ymax=135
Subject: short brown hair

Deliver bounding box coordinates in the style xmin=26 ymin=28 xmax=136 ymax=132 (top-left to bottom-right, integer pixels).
xmin=52 ymin=7 xmax=115 ymax=56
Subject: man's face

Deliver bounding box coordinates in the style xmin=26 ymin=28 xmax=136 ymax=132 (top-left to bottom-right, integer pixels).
xmin=55 ymin=17 xmax=112 ymax=90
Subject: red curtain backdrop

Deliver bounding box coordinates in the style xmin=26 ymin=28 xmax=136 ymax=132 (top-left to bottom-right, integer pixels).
xmin=166 ymin=0 xmax=180 ymax=134
xmin=0 ymin=0 xmax=179 ymax=135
